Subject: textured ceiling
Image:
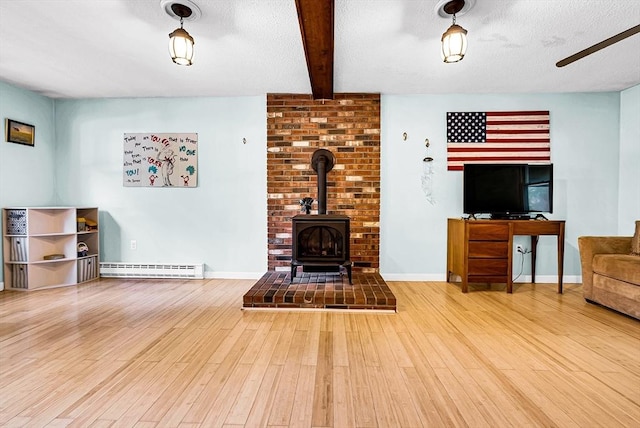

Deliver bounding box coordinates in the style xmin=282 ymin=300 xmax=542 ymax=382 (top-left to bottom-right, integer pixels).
xmin=0 ymin=0 xmax=638 ymax=99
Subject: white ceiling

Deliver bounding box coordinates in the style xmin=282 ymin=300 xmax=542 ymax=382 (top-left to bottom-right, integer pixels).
xmin=0 ymin=0 xmax=638 ymax=99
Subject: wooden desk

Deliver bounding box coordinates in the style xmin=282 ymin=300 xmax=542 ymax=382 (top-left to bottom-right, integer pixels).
xmin=447 ymin=218 xmax=565 ymax=293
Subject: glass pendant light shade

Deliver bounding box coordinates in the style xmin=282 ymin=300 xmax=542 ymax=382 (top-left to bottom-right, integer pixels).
xmin=169 ymin=23 xmax=194 ymax=66
xmin=441 ymin=23 xmax=467 ymax=63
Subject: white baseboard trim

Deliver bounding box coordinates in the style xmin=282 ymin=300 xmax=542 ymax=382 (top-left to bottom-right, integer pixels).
xmin=205 ymin=271 xmax=264 ymax=280
xmin=381 ymin=273 xmax=447 ymax=282
xmin=515 ymin=275 xmax=582 ymax=284
xmin=516 ymin=275 xmax=582 ymax=284
xmin=0 ymin=281 xmax=4 ymax=291
xmin=380 ymin=273 xmax=582 ymax=284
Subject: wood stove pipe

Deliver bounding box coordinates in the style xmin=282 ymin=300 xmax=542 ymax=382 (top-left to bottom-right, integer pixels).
xmin=311 ymin=149 xmax=335 ymax=215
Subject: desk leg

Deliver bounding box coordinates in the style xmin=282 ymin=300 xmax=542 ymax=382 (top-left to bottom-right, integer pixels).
xmin=558 ymin=223 xmax=565 ymax=294
xmin=530 ymin=235 xmax=539 ymax=283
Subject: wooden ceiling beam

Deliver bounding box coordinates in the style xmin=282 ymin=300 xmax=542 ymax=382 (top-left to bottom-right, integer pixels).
xmin=295 ymin=0 xmax=334 ymax=100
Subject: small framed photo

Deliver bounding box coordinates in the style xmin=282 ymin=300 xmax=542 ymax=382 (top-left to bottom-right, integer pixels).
xmin=6 ymin=119 xmax=35 ymax=147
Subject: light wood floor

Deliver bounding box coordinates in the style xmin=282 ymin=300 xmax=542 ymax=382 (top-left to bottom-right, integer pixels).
xmin=0 ymin=278 xmax=638 ymax=428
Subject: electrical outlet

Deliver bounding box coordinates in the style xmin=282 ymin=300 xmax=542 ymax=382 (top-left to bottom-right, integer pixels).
xmin=516 ymin=244 xmax=524 ymax=253
xmin=130 ymin=240 xmax=137 ymax=250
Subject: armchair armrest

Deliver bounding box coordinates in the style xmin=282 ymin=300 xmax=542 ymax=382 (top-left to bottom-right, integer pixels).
xmin=578 ymin=236 xmax=632 ymax=299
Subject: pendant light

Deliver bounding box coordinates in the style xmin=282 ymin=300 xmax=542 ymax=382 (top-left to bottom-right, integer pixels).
xmin=440 ymin=0 xmax=468 ymax=63
xmin=168 ymin=3 xmax=195 ymax=66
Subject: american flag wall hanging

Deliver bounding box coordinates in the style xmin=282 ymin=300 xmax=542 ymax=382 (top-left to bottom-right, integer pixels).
xmin=446 ymin=111 xmax=551 ymax=171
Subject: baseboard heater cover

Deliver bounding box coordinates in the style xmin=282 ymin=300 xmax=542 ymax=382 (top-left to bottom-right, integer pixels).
xmin=99 ymin=263 xmax=204 ymax=279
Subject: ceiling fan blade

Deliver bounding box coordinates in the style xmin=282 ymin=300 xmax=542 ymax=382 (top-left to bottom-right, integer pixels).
xmin=556 ymin=24 xmax=640 ymax=68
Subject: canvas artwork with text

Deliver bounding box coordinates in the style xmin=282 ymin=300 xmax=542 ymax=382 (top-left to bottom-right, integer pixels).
xmin=123 ymin=133 xmax=198 ymax=187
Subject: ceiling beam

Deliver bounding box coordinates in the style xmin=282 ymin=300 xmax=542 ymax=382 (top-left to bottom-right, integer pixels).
xmin=295 ymin=0 xmax=334 ymax=100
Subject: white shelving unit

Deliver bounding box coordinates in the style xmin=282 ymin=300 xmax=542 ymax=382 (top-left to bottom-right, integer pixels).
xmin=3 ymin=207 xmax=100 ymax=290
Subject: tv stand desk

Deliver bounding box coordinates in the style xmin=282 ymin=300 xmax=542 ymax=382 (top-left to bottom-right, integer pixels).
xmin=447 ymin=218 xmax=565 ymax=293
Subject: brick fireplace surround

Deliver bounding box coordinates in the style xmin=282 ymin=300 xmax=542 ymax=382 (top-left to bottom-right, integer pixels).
xmin=266 ymin=93 xmax=381 ymax=272
xmin=243 ymin=93 xmax=394 ymax=311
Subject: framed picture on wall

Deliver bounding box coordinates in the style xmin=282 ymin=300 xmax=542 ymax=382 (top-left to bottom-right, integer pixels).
xmin=5 ymin=118 xmax=35 ymax=147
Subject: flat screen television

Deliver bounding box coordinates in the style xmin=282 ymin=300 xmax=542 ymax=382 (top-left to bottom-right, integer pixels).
xmin=463 ymin=163 xmax=553 ymax=218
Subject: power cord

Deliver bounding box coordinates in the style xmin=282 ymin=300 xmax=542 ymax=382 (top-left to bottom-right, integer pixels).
xmin=513 ymin=247 xmax=532 ymax=282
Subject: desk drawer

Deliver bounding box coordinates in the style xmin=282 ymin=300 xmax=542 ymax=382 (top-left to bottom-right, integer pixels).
xmin=468 ymin=224 xmax=509 ymax=241
xmin=468 ymin=259 xmax=508 ymax=275
xmin=512 ymin=221 xmax=561 ymax=235
xmin=468 ymin=241 xmax=508 ymax=258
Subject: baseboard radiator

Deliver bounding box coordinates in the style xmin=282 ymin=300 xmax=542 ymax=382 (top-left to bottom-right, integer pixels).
xmin=99 ymin=263 xmax=204 ymax=279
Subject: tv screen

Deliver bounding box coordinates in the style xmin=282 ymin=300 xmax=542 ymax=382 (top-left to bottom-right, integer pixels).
xmin=463 ymin=163 xmax=553 ymax=217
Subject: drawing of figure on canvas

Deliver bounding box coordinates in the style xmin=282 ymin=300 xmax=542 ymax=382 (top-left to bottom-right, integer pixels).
xmin=158 ymin=147 xmax=176 ymax=186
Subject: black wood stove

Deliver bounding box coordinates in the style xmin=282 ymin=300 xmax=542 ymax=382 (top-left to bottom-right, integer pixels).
xmin=291 ymin=149 xmax=352 ymax=283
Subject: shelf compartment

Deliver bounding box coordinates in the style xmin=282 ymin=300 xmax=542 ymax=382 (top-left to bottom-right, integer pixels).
xmin=76 ymin=208 xmax=99 ymax=232
xmin=77 ymin=233 xmax=99 ymax=257
xmin=26 ymin=261 xmax=76 ymax=290
xmin=9 ymin=237 xmax=28 ymax=262
xmin=78 ymin=255 xmax=99 ymax=283
xmin=27 ymin=208 xmax=76 ymax=235
xmin=11 ymin=264 xmax=28 ymax=289
xmin=28 ymin=235 xmax=76 ymax=262
xmin=5 ymin=209 xmax=27 ymax=235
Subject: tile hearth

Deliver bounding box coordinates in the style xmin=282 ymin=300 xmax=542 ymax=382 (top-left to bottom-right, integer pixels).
xmin=243 ymin=271 xmax=396 ymax=311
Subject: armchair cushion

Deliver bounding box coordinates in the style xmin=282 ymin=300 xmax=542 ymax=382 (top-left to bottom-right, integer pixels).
xmin=593 ymin=254 xmax=640 ymax=285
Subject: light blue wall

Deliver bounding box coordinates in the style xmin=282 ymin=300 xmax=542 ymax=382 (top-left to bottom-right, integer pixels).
xmin=0 ymin=81 xmax=57 ymax=205
xmin=0 ymin=82 xmax=631 ymax=286
xmin=380 ymin=93 xmax=621 ymax=281
xmin=54 ymin=96 xmax=268 ymax=278
xmin=0 ymin=81 xmax=57 ymax=286
xmin=618 ymin=84 xmax=640 ymax=235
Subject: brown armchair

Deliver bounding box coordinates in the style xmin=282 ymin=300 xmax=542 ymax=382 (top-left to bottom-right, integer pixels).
xmin=578 ymin=235 xmax=640 ymax=319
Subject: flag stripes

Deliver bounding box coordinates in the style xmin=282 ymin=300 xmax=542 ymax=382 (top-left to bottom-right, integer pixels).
xmin=447 ymin=111 xmax=551 ymax=171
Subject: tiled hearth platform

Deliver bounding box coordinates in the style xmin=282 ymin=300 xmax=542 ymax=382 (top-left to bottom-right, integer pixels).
xmin=243 ymin=271 xmax=396 ymax=311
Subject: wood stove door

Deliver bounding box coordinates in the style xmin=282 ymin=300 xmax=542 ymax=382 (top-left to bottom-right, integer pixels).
xmin=296 ymin=225 xmax=345 ymax=263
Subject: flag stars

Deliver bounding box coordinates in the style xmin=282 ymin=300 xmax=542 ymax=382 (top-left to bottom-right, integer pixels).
xmin=447 ymin=112 xmax=486 ymax=143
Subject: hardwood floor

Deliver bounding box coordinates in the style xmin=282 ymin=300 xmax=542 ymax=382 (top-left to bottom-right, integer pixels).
xmin=0 ymin=278 xmax=638 ymax=427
